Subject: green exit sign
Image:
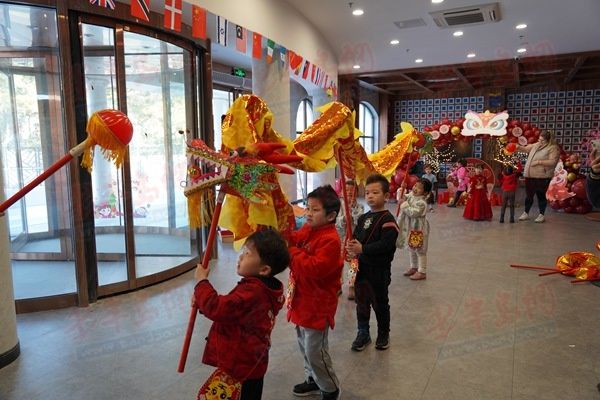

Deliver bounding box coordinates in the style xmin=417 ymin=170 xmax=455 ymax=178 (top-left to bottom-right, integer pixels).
xmin=232 ymin=67 xmax=246 ymax=78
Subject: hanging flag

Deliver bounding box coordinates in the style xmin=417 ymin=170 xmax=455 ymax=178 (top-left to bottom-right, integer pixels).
xmin=130 ymin=0 xmax=149 ymax=20
xmin=278 ymin=46 xmax=287 ymax=67
xmin=216 ymin=16 xmax=228 ymax=46
xmin=302 ymin=60 xmax=310 ymax=80
xmin=314 ymin=67 xmax=320 ymax=85
xmin=164 ymin=0 xmax=182 ymax=32
xmin=310 ymin=64 xmax=316 ymax=83
xmin=289 ymin=51 xmax=303 ymax=72
xmin=235 ymin=25 xmax=246 ymax=53
xmin=90 ymin=0 xmax=116 ymax=9
xmin=323 ymin=74 xmax=329 ymax=88
xmin=192 ymin=6 xmax=207 ymax=39
xmin=266 ymin=39 xmax=275 ymax=64
xmin=252 ymin=32 xmax=262 ymax=59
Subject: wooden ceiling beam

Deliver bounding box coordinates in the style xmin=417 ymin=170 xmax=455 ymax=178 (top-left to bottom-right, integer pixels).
xmin=452 ymin=67 xmax=474 ymax=90
xmin=564 ymin=56 xmax=587 ymax=84
xmin=398 ymin=72 xmax=434 ymax=93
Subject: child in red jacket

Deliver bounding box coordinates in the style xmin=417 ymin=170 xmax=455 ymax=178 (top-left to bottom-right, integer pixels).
xmin=194 ymin=229 xmax=289 ymax=400
xmin=287 ymin=185 xmax=343 ymax=400
xmin=498 ymin=162 xmax=522 ymax=223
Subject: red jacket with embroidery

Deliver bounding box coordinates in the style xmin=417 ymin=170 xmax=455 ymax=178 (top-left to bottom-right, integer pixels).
xmin=194 ymin=276 xmax=284 ymax=380
xmin=287 ymin=223 xmax=343 ymax=330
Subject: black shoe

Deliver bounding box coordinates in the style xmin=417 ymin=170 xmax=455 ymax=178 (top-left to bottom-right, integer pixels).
xmin=375 ymin=334 xmax=390 ymax=350
xmin=293 ymin=377 xmax=320 ymax=396
xmin=321 ymin=388 xmax=341 ymax=400
xmin=351 ymin=331 xmax=371 ymax=351
xmin=499 ymin=218 xmax=504 ymax=223
xmin=510 ymin=218 xmax=515 ymax=223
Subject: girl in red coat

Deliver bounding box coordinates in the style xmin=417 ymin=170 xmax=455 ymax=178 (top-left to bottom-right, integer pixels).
xmin=287 ymin=185 xmax=343 ymax=400
xmin=463 ymin=164 xmax=493 ymax=221
xmin=194 ymin=229 xmax=289 ymax=400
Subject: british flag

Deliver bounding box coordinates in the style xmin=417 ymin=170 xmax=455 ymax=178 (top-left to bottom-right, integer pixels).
xmin=89 ymin=0 xmax=116 ymax=10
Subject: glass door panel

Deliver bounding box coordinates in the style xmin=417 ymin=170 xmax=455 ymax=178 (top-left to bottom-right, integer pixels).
xmin=81 ymin=23 xmax=128 ymax=285
xmin=122 ymin=31 xmax=194 ymax=278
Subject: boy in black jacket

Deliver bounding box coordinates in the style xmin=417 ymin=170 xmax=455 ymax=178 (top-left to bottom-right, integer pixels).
xmin=346 ymin=174 xmax=399 ymax=351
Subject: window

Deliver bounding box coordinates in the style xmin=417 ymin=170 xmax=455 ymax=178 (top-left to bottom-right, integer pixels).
xmin=295 ymin=99 xmax=314 ymax=201
xmin=359 ymin=102 xmax=378 ymax=154
xmin=212 ymin=89 xmax=234 ymax=151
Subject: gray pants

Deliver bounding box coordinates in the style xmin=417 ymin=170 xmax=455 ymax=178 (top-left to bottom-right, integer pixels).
xmin=501 ymin=191 xmax=516 ymax=220
xmin=296 ymin=325 xmax=339 ymax=393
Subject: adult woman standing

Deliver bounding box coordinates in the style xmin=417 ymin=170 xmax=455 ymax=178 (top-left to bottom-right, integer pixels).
xmin=516 ymin=130 xmax=560 ymax=223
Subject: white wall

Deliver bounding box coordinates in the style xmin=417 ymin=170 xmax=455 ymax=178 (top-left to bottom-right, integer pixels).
xmin=190 ymin=0 xmax=338 ymax=82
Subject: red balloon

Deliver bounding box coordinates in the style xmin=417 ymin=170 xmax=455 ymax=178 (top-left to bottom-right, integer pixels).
xmin=510 ymin=137 xmax=518 ymax=143
xmin=527 ymin=136 xmax=537 ymax=144
xmin=571 ymin=179 xmax=587 ymax=200
xmin=523 ymin=123 xmax=531 ymax=131
xmin=550 ymin=201 xmax=561 ymax=210
xmin=432 ymin=124 xmax=440 ymax=131
xmin=564 ymin=206 xmax=575 ymax=213
xmin=506 ymin=143 xmax=517 ymax=153
xmin=394 ymin=171 xmax=405 ymax=185
xmin=576 ymin=204 xmax=592 ymax=214
xmin=569 ymin=197 xmax=581 ymax=207
xmin=406 ymin=174 xmax=419 ymax=189
xmin=410 ymin=151 xmax=420 ymax=162
xmin=558 ymin=198 xmax=570 ymax=208
xmin=524 ymin=129 xmax=533 ymax=137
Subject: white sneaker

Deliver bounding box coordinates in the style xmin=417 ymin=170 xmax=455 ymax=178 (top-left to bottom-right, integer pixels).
xmin=518 ymin=212 xmax=529 ymax=221
xmin=534 ymin=214 xmax=545 ymax=223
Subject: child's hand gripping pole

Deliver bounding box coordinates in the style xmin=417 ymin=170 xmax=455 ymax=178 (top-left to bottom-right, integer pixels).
xmin=177 ymin=190 xmax=226 ymax=373
xmin=0 ymin=109 xmax=133 ymax=214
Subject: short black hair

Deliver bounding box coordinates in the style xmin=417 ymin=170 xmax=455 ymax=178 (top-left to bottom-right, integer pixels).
xmin=419 ymin=178 xmax=432 ymax=194
xmin=307 ymin=185 xmax=340 ymax=221
xmin=504 ymin=166 xmax=514 ymax=174
xmin=344 ymin=179 xmax=357 ymax=186
xmin=458 ymin=158 xmax=467 ymax=167
xmin=246 ymin=229 xmax=290 ymax=276
xmin=365 ymin=173 xmax=390 ymax=193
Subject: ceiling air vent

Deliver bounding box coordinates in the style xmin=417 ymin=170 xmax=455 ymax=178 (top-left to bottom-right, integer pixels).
xmin=430 ymin=2 xmax=501 ymax=28
xmin=393 ymin=18 xmax=427 ymax=30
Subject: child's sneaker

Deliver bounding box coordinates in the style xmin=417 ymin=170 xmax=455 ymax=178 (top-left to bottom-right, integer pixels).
xmin=410 ymin=271 xmax=426 ymax=280
xmin=534 ymin=214 xmax=545 ymax=223
xmin=293 ymin=377 xmax=320 ymax=396
xmin=518 ymin=212 xmax=529 ymax=221
xmin=351 ymin=331 xmax=371 ymax=351
xmin=375 ymin=334 xmax=390 ymax=350
xmin=321 ymin=388 xmax=341 ymax=400
xmin=403 ymin=267 xmax=418 ymax=276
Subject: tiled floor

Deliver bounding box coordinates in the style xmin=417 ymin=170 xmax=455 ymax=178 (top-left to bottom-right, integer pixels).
xmin=1 ymin=204 xmax=599 ymax=399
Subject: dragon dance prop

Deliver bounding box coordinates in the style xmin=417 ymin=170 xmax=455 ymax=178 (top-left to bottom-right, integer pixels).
xmin=0 ymin=109 xmax=133 ymax=214
xmin=178 ymin=95 xmax=302 ymax=373
xmin=510 ymin=248 xmax=600 ymax=284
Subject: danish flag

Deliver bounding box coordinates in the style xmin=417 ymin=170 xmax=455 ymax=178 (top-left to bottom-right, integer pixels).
xmin=164 ymin=0 xmax=182 ymax=32
xmin=89 ymin=0 xmax=115 ymax=10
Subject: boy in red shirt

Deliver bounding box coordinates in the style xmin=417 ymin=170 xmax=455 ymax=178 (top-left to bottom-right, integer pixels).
xmin=194 ymin=229 xmax=289 ymax=400
xmin=287 ymin=185 xmax=343 ymax=400
xmin=498 ymin=162 xmax=522 ymax=223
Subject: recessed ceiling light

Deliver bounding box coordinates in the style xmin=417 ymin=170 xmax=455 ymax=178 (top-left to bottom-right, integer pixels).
xmin=467 ymin=53 xmax=476 ymax=58
xmin=516 ymin=23 xmax=527 ymax=30
xmin=431 ymin=0 xmax=444 ymax=3
xmin=453 ymin=31 xmax=463 ymax=37
xmin=352 ymin=9 xmax=364 ymax=16
xmin=390 ymin=39 xmax=400 ymax=45
xmin=517 ymin=48 xmax=527 ymax=53
xmin=415 ymin=58 xmax=423 ymax=63
xmin=353 ymin=64 xmax=361 ymax=69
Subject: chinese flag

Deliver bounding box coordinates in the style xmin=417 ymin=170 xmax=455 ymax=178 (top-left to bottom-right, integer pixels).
xmin=130 ymin=0 xmax=150 ymax=21
xmin=252 ymin=32 xmax=262 ymax=59
xmin=192 ymin=6 xmax=206 ymax=39
xmin=289 ymin=51 xmax=303 ymax=72
xmin=164 ymin=0 xmax=182 ymax=32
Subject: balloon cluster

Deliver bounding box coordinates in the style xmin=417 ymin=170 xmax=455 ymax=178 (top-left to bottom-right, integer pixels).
xmin=549 ymin=153 xmax=592 ymax=214
xmin=500 ymin=120 xmax=542 ymax=147
xmin=423 ymin=118 xmax=468 ymax=147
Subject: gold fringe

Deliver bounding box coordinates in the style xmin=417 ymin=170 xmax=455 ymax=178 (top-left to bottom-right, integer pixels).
xmin=81 ymin=113 xmax=129 ymax=173
xmin=187 ymin=190 xmax=215 ymax=228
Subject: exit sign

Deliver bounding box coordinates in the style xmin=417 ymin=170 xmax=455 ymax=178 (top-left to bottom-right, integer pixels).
xmin=232 ymin=67 xmax=246 ymax=78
